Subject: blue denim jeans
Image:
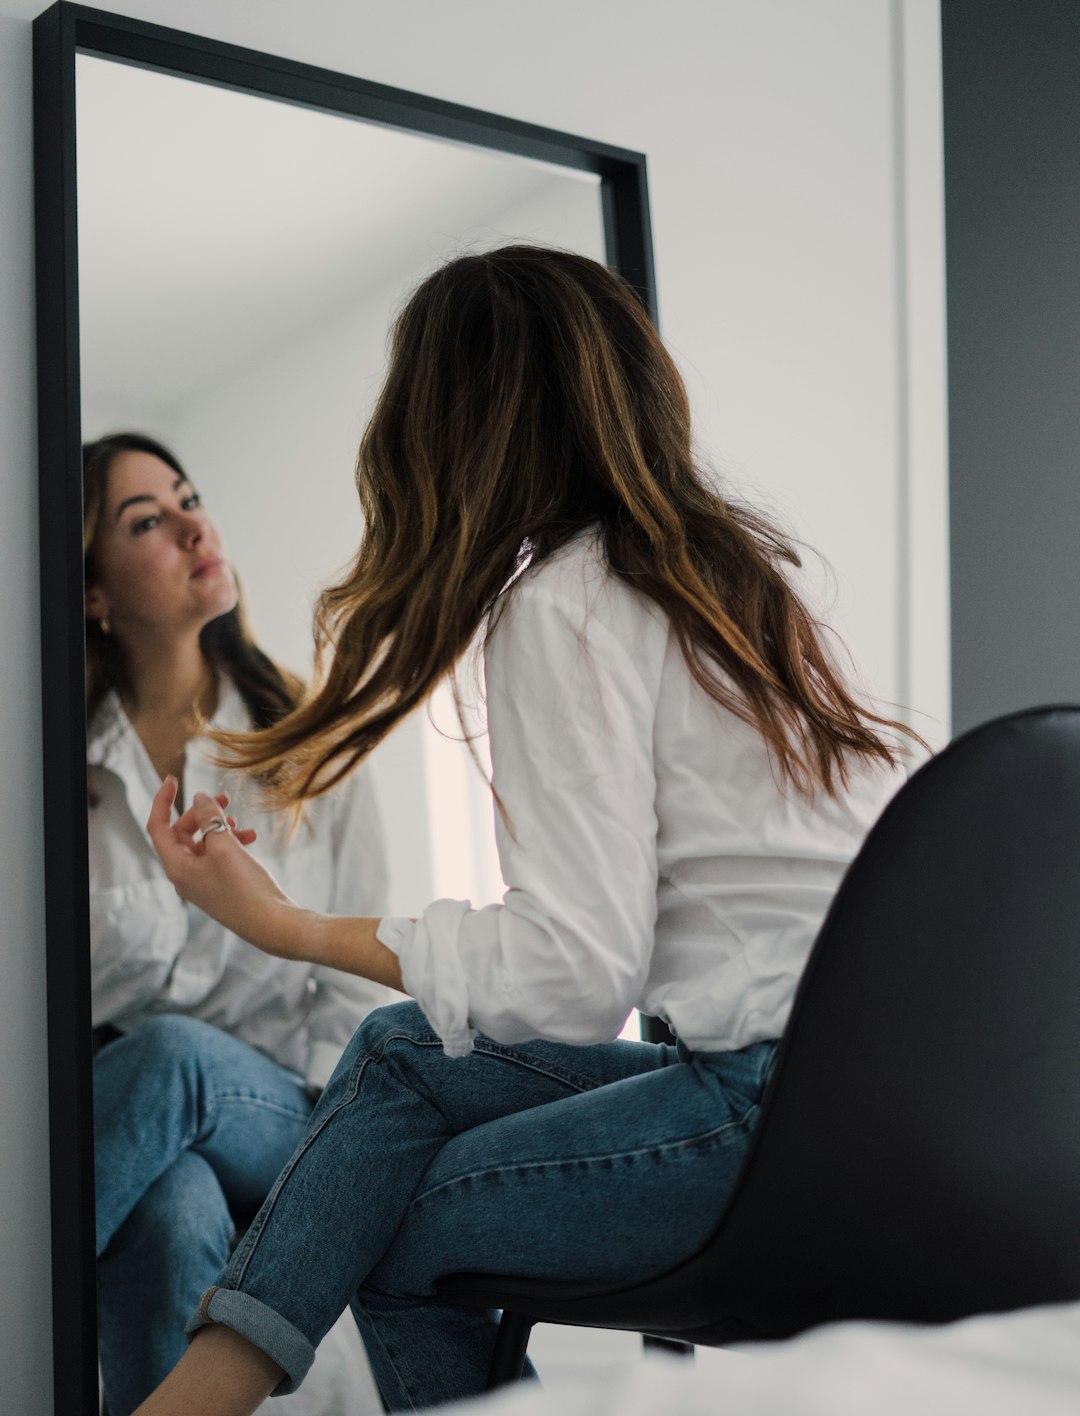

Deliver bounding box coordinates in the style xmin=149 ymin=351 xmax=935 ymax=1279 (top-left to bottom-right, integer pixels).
xmin=189 ymin=1001 xmax=777 ymax=1411
xmin=94 ymin=1015 xmax=313 ymax=1416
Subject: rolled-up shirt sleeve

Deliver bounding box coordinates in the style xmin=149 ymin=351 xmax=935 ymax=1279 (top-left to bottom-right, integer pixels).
xmin=377 ymin=578 xmax=660 ymax=1054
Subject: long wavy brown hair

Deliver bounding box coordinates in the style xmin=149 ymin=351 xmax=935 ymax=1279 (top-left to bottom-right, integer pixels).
xmin=213 ymin=244 xmax=915 ymax=807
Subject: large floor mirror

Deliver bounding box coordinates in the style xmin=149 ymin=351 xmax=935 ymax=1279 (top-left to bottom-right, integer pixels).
xmin=34 ymin=6 xmax=657 ymax=1412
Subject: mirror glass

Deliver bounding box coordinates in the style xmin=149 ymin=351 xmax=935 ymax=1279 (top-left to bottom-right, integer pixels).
xmin=76 ymin=53 xmax=634 ymax=1406
xmin=77 ymin=52 xmax=606 ymax=915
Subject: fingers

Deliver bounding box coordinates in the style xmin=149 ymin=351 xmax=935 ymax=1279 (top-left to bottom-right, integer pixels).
xmin=190 ymin=792 xmax=258 ymax=848
xmin=146 ymin=781 xmax=255 ymax=868
xmin=146 ymin=775 xmax=180 ymax=851
xmin=161 ymin=795 xmax=227 ymax=850
xmin=223 ymin=815 xmax=258 ymax=847
xmin=190 ymin=791 xmax=233 ymax=840
xmin=147 ymin=777 xmax=194 ymax=886
xmin=170 ymin=798 xmax=212 ymax=848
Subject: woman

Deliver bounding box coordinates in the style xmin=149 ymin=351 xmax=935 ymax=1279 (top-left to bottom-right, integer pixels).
xmin=135 ymin=246 xmax=915 ymax=1415
xmin=84 ymin=432 xmax=393 ymax=1416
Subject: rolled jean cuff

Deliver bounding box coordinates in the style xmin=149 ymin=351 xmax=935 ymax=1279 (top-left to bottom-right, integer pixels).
xmin=185 ymin=1285 xmax=315 ymax=1395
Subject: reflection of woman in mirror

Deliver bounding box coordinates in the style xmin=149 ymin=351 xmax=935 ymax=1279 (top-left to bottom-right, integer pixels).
xmin=83 ymin=432 xmax=392 ymax=1416
xmin=135 ymin=247 xmax=917 ymax=1415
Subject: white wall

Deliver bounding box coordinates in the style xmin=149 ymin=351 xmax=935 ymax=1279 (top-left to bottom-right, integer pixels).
xmin=0 ymin=2 xmax=947 ymax=1409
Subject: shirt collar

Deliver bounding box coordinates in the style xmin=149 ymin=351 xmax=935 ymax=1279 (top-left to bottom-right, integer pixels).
xmin=87 ymin=674 xmax=257 ymax=847
xmin=87 ymin=674 xmax=250 ymax=773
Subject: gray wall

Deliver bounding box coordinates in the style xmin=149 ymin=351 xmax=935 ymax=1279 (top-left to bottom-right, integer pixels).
xmin=943 ymin=0 xmax=1080 ymax=733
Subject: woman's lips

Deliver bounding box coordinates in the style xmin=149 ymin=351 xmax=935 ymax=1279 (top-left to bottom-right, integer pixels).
xmin=191 ymin=557 xmax=224 ymax=579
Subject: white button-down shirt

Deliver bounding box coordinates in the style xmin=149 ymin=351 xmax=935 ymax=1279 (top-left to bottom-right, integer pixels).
xmin=379 ymin=531 xmax=905 ymax=1057
xmin=88 ymin=676 xmax=397 ymax=1089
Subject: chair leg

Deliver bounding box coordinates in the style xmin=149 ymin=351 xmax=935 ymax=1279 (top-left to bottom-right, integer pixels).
xmin=487 ymin=1310 xmax=536 ymax=1389
xmin=642 ymin=1335 xmax=695 ymax=1359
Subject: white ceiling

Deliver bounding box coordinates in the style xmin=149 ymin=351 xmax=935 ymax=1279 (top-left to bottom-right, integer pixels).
xmin=76 ymin=54 xmax=603 ymax=419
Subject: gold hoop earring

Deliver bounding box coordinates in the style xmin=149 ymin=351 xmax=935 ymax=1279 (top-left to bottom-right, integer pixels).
xmin=99 ymin=616 xmax=112 ymax=635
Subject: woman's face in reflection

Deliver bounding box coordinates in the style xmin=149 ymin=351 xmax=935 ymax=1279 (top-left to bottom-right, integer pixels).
xmin=85 ymin=450 xmax=238 ymax=640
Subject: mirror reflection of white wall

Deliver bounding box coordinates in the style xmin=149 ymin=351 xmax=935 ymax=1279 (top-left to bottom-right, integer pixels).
xmin=76 ymin=53 xmax=607 ymax=921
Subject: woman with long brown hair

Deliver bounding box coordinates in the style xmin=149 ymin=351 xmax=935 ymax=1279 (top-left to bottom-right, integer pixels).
xmin=83 ymin=432 xmax=391 ymax=1415
xmin=136 ymin=245 xmax=912 ymax=1415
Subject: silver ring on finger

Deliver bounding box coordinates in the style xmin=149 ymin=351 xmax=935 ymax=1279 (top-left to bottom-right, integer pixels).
xmin=202 ymin=818 xmax=229 ymax=837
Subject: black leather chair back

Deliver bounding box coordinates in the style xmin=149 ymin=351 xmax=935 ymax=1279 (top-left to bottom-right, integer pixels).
xmin=674 ymin=705 xmax=1080 ymax=1337
xmin=452 ymin=708 xmax=1080 ymax=1342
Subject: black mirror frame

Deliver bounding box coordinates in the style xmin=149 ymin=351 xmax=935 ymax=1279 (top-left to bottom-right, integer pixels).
xmin=32 ymin=4 xmax=657 ymax=1410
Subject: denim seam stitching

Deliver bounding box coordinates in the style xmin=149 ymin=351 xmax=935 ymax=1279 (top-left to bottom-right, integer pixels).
xmin=225 ymin=1051 xmax=375 ymax=1285
xmin=350 ymin=1300 xmax=423 ymax=1412
xmin=409 ymin=1107 xmax=759 ymax=1206
xmin=369 ymin=1028 xmax=604 ymax=1094
xmin=201 ymin=1094 xmax=311 ymax=1119
xmin=192 ymin=1096 xmax=311 ymax=1152
xmin=223 ymin=1031 xmax=602 ymax=1285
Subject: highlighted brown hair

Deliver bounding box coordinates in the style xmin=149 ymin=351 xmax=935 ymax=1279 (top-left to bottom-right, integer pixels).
xmin=213 ymin=245 xmax=916 ymax=805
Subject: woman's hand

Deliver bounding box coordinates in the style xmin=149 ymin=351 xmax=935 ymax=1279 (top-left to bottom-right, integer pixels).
xmin=146 ymin=777 xmax=311 ymax=961
xmin=148 ymin=778 xmax=403 ymax=990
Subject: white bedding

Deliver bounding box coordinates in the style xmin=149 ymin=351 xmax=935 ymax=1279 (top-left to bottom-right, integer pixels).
xmin=443 ymin=1303 xmax=1080 ymax=1416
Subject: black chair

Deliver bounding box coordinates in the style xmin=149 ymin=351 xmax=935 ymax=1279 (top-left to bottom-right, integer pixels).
xmin=436 ymin=706 xmax=1080 ymax=1384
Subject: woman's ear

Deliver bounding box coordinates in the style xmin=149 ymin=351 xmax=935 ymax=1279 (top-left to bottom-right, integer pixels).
xmin=85 ymin=584 xmax=109 ymax=623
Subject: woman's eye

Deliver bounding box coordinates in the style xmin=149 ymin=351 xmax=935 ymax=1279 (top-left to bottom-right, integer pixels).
xmin=181 ymin=493 xmax=202 ymax=511
xmin=131 ymin=515 xmax=160 ymax=535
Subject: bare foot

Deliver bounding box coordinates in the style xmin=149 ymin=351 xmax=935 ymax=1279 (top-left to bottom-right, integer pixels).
xmin=132 ymin=1324 xmax=284 ymax=1416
